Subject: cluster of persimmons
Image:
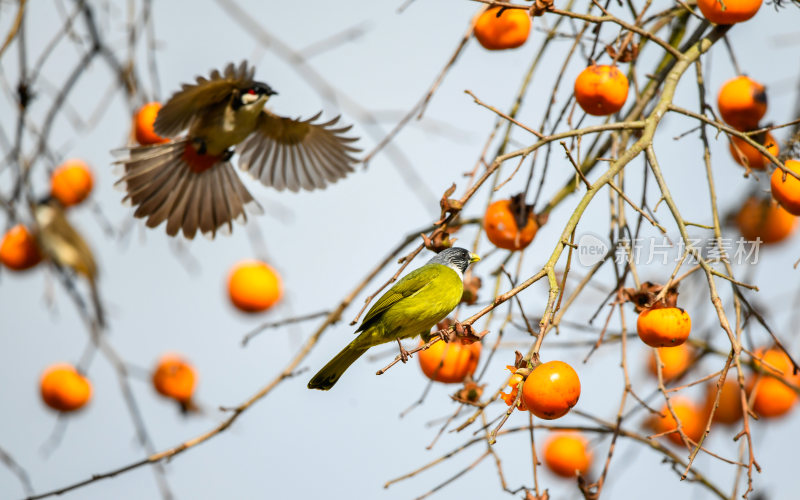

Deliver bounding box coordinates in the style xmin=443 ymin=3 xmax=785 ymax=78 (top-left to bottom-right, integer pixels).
xmin=1 ymin=103 xmax=283 ymax=416
xmin=404 ymin=0 xmax=799 ymax=480
xmin=720 ymin=73 xmax=800 ymax=243
xmin=36 ymin=352 xmax=199 ymax=414
xmin=645 ymin=345 xmax=800 ymax=448
xmin=473 ymin=2 xmax=799 ymax=249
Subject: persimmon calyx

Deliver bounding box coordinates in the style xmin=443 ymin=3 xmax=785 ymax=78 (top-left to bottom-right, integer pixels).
xmin=529 ymin=0 xmax=554 ymax=17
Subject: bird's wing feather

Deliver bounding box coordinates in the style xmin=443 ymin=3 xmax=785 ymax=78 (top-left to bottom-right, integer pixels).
xmin=357 ymin=266 xmax=442 ymax=332
xmin=153 ymin=62 xmax=254 ymax=138
xmin=236 ymin=110 xmax=360 ymax=192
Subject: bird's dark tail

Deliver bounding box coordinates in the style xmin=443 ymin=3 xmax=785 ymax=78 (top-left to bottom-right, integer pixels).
xmin=308 ymin=343 xmax=369 ymax=391
xmin=112 ymin=140 xmax=262 ymax=239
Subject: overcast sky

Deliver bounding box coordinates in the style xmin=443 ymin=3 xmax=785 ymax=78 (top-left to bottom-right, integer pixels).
xmin=2 ymin=1 xmax=800 ymax=499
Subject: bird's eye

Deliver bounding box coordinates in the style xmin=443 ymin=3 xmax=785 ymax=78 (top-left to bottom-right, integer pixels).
xmin=247 ymin=89 xmax=256 ymax=95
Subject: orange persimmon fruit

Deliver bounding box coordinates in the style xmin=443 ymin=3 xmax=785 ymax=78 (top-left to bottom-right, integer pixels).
xmin=0 ymin=224 xmax=42 ymax=271
xmin=704 ymin=379 xmax=744 ymax=425
xmin=40 ymin=363 xmax=92 ymax=412
xmin=50 ymin=159 xmax=94 ymax=207
xmin=696 ymin=0 xmax=762 ymax=25
xmin=133 ymin=102 xmax=169 ymax=145
xmin=752 ymin=347 xmax=795 ymax=375
xmin=543 ymin=432 xmax=592 ymax=478
xmin=650 ymin=397 xmax=705 ymax=447
xmin=728 ymin=132 xmax=778 ymax=170
xmin=750 ymin=376 xmax=797 ymax=418
xmin=522 ymin=360 xmax=581 ymax=420
xmin=717 ymin=76 xmax=767 ymax=131
xmin=647 ymin=344 xmax=693 ymax=381
xmin=418 ymin=340 xmax=481 ymax=384
xmin=473 ymin=7 xmax=531 ymax=51
xmin=227 ymin=260 xmax=283 ymax=313
xmin=637 ymin=307 xmax=691 ymax=348
xmin=748 ymin=347 xmax=799 ymax=418
xmin=735 ymin=197 xmax=797 ymax=244
xmin=484 ymin=199 xmax=538 ymax=251
xmin=152 ymin=354 xmax=197 ymax=403
xmin=574 ymin=65 xmax=629 ymax=116
xmin=770 ymin=159 xmax=800 ymax=216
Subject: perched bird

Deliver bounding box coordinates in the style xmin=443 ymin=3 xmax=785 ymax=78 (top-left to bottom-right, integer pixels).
xmin=114 ymin=61 xmax=360 ymax=239
xmin=33 ymin=198 xmax=104 ymax=327
xmin=308 ymin=247 xmax=480 ymax=391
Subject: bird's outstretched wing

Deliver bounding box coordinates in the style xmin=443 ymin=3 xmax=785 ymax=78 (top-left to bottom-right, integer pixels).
xmin=236 ymin=110 xmax=360 ymax=192
xmin=153 ymin=62 xmax=255 ymax=138
xmin=357 ymin=266 xmax=443 ymax=332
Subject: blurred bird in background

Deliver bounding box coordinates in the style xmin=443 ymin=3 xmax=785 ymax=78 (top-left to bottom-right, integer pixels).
xmin=114 ymin=61 xmax=360 ymax=239
xmin=33 ymin=198 xmax=104 ymax=327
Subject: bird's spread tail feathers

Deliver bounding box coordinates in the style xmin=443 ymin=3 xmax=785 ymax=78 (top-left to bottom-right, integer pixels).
xmin=308 ymin=343 xmax=369 ymax=391
xmin=113 ymin=140 xmax=263 ymax=239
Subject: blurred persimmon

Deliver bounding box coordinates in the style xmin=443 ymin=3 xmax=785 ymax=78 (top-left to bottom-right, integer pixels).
xmin=728 ymin=132 xmax=778 ymax=170
xmin=0 ymin=224 xmax=42 ymax=271
xmin=40 ymin=363 xmax=92 ymax=412
xmin=770 ymin=159 xmax=800 ymax=216
xmin=153 ymin=354 xmax=197 ymax=404
xmin=543 ymin=432 xmax=592 ymax=478
xmin=750 ymin=377 xmax=798 ymax=418
xmin=418 ymin=339 xmax=481 ymax=384
xmin=133 ymin=102 xmax=169 ymax=145
xmin=650 ymin=397 xmax=705 ymax=447
xmin=473 ymin=7 xmax=531 ymax=51
xmin=704 ymin=380 xmax=744 ymax=425
xmin=647 ymin=344 xmax=694 ymax=381
xmin=574 ymin=64 xmax=629 ymax=116
xmin=717 ymin=76 xmax=766 ymax=131
xmin=522 ymin=360 xmax=580 ymax=420
xmin=749 ymin=347 xmax=799 ymax=418
xmin=227 ymin=260 xmax=283 ymax=313
xmin=735 ymin=196 xmax=797 ymax=244
xmin=50 ymin=159 xmax=94 ymax=207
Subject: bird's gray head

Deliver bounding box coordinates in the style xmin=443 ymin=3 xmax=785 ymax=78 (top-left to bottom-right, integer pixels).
xmin=428 ymin=247 xmax=480 ymax=277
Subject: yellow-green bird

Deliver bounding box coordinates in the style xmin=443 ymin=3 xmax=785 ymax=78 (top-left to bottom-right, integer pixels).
xmin=308 ymin=247 xmax=480 ymax=391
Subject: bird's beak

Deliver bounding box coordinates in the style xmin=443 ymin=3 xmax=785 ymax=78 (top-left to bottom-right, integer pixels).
xmin=469 ymin=253 xmax=481 ymax=263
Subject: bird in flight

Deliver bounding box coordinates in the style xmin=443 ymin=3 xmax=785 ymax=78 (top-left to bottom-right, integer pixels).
xmin=114 ymin=61 xmax=359 ymax=239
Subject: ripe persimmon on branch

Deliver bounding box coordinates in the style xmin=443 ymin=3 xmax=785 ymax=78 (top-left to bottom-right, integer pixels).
xmin=2 ymin=1 xmax=800 ymax=500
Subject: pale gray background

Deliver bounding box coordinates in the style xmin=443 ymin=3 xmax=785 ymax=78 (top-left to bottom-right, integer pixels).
xmin=1 ymin=1 xmax=799 ymax=499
